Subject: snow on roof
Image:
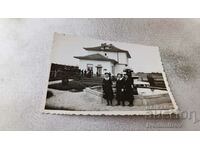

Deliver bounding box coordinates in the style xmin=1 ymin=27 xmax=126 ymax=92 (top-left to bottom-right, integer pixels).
xmin=134 ymin=80 xmax=150 ymax=85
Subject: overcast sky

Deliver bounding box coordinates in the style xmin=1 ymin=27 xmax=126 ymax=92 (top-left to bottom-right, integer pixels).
xmin=51 ymin=33 xmax=163 ymax=73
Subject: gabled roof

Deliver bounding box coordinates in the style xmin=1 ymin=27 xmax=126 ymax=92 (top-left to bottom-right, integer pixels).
xmin=74 ymin=53 xmax=118 ymax=64
xmin=83 ymin=43 xmax=131 ymax=58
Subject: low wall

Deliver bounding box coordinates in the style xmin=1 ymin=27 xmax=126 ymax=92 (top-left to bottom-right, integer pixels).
xmin=84 ymin=86 xmax=171 ymax=106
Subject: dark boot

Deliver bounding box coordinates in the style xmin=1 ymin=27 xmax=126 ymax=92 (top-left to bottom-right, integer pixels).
xmin=128 ymin=101 xmax=133 ymax=106
xmin=116 ymin=100 xmax=120 ymax=106
xmin=106 ymin=99 xmax=110 ymax=106
xmin=110 ymin=100 xmax=113 ymax=106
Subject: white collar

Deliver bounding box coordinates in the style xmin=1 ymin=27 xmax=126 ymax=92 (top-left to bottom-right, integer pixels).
xmin=104 ymin=77 xmax=109 ymax=80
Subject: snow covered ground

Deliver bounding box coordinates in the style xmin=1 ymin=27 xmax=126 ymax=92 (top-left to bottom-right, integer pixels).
xmin=45 ymin=89 xmax=174 ymax=111
xmin=137 ymin=88 xmax=168 ymax=96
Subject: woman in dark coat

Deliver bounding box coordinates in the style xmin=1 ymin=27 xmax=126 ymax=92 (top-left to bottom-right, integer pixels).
xmin=116 ymin=73 xmax=125 ymax=106
xmin=124 ymin=74 xmax=134 ymax=106
xmin=102 ymin=73 xmax=114 ymax=106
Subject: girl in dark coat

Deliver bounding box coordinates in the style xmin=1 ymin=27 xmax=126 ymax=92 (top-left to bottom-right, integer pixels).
xmin=102 ymin=73 xmax=114 ymax=106
xmin=116 ymin=73 xmax=125 ymax=106
xmin=124 ymin=74 xmax=134 ymax=106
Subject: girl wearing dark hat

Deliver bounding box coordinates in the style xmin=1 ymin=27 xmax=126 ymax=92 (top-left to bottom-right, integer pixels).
xmin=116 ymin=73 xmax=125 ymax=106
xmin=102 ymin=73 xmax=114 ymax=106
xmin=124 ymin=74 xmax=134 ymax=106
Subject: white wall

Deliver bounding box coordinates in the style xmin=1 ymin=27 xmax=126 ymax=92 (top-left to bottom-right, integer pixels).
xmin=86 ymin=51 xmax=128 ymax=65
xmin=79 ymin=59 xmax=113 ymax=75
xmin=81 ymin=50 xmax=128 ymax=75
xmin=118 ymin=52 xmax=128 ymax=65
xmin=79 ymin=59 xmax=126 ymax=76
xmin=115 ymin=64 xmax=126 ymax=74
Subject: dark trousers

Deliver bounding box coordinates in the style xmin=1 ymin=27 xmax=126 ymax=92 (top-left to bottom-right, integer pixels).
xmin=116 ymin=98 xmax=125 ymax=106
xmin=124 ymin=90 xmax=134 ymax=106
xmin=106 ymin=99 xmax=112 ymax=106
xmin=128 ymin=95 xmax=134 ymax=106
xmin=116 ymin=91 xmax=125 ymax=106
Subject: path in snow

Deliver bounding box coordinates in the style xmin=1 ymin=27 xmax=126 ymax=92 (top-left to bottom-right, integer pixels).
xmin=45 ymin=89 xmax=174 ymax=111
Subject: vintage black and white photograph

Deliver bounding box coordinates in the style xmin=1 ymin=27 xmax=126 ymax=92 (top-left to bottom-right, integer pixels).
xmin=44 ymin=33 xmax=178 ymax=115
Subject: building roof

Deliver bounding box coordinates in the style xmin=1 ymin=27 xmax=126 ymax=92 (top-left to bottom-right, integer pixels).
xmin=83 ymin=43 xmax=131 ymax=58
xmin=74 ymin=53 xmax=118 ymax=64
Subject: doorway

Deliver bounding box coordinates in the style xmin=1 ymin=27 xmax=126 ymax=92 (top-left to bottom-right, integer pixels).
xmin=96 ymin=65 xmax=102 ymax=76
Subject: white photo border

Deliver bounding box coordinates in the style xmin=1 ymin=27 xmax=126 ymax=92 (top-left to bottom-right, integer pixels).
xmin=42 ymin=33 xmax=179 ymax=116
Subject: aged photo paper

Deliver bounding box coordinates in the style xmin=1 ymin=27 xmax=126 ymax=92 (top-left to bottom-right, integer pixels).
xmin=43 ymin=33 xmax=179 ymax=115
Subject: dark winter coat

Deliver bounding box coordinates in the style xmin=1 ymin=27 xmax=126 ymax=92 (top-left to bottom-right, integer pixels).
xmin=124 ymin=78 xmax=134 ymax=101
xmin=116 ymin=78 xmax=125 ymax=101
xmin=102 ymin=78 xmax=114 ymax=100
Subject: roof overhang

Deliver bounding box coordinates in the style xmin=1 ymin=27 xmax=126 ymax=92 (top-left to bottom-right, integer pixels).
xmin=83 ymin=43 xmax=131 ymax=58
xmin=74 ymin=54 xmax=118 ymax=64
